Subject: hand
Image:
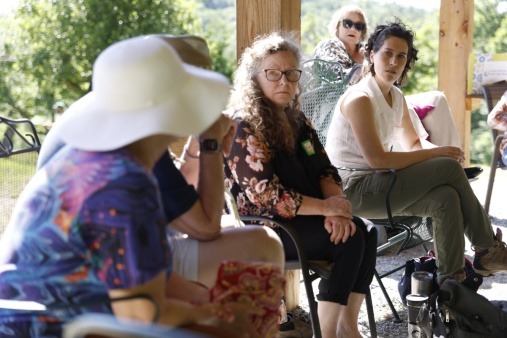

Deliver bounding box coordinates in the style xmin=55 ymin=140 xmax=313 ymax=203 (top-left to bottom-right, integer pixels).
xmin=322 ymin=195 xmax=353 ymax=219
xmin=324 ymin=216 xmax=356 ymax=244
xmin=200 ymin=114 xmax=236 ymax=142
xmin=432 ymin=146 xmax=465 ymax=164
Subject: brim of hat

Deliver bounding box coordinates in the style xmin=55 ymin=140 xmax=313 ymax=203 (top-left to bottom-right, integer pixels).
xmin=57 ymin=64 xmax=230 ymax=151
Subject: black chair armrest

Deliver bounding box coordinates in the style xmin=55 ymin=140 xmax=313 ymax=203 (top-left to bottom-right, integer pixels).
xmin=239 ymin=215 xmax=311 ymax=268
xmin=0 ymin=116 xmax=41 ymax=157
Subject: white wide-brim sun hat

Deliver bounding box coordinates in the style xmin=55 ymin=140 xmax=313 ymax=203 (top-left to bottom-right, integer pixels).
xmin=57 ymin=35 xmax=230 ymax=151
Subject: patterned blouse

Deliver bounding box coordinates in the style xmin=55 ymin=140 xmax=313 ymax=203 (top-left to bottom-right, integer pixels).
xmin=312 ymin=38 xmax=363 ymax=85
xmin=0 ymin=147 xmax=171 ymax=337
xmin=224 ymin=111 xmax=342 ymax=220
xmin=487 ymin=91 xmax=507 ymax=132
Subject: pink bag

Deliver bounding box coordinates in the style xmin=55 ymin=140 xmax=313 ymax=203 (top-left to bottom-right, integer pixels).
xmin=209 ymin=260 xmax=284 ymax=338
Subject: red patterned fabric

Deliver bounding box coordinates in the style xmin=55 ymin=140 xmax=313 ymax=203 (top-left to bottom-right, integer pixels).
xmin=210 ymin=260 xmax=284 ymax=338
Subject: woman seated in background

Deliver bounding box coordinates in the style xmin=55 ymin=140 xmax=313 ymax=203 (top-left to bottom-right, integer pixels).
xmin=487 ymin=89 xmax=507 ymax=167
xmin=223 ymin=31 xmax=377 ymax=338
xmin=311 ymin=5 xmax=481 ymax=178
xmin=0 ymin=35 xmax=281 ymax=338
xmin=325 ymin=20 xmax=506 ymax=285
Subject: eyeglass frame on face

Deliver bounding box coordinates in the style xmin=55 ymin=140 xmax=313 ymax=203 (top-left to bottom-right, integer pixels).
xmin=261 ymin=69 xmax=302 ymax=82
xmin=341 ymin=18 xmax=366 ymax=32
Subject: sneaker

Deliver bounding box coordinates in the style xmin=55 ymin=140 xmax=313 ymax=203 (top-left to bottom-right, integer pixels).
xmin=278 ymin=307 xmax=313 ymax=338
xmin=473 ymin=228 xmax=507 ymax=276
xmin=464 ymin=166 xmax=483 ymax=179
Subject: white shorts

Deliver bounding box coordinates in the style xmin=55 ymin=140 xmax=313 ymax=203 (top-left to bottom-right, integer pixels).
xmin=167 ymin=233 xmax=199 ymax=281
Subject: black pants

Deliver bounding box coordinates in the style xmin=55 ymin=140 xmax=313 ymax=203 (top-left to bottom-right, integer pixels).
xmin=279 ymin=216 xmax=377 ymax=305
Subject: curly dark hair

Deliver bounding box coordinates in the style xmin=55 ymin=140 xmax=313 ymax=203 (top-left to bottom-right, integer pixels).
xmin=224 ymin=31 xmax=304 ymax=158
xmin=364 ymin=19 xmax=418 ymax=86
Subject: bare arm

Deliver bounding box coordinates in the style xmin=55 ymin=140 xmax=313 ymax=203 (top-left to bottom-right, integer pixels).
xmin=178 ymin=136 xmax=200 ymax=187
xmin=169 ymin=115 xmax=236 ymax=241
xmin=109 ymin=271 xmax=216 ymax=327
xmin=342 ymin=92 xmax=464 ymax=170
xmin=109 ymin=271 xmax=262 ymax=337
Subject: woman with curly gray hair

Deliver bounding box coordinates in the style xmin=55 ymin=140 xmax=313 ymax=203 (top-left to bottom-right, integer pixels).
xmin=224 ymin=31 xmax=377 ymax=337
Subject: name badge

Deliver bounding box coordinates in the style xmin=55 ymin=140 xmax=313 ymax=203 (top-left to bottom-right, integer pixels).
xmin=301 ymin=140 xmax=315 ymax=156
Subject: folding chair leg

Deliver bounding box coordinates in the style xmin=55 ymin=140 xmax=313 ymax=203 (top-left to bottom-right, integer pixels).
xmin=484 ymin=135 xmax=503 ymax=214
xmin=365 ymin=289 xmax=377 ymax=338
xmin=301 ymin=270 xmax=322 ymax=338
xmin=374 ymin=269 xmax=402 ymax=323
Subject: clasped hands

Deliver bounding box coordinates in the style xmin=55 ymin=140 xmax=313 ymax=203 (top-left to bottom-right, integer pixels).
xmin=322 ymin=195 xmax=356 ymax=244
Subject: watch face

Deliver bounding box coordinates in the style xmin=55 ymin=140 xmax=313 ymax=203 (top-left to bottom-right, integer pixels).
xmin=200 ymin=139 xmax=220 ymax=152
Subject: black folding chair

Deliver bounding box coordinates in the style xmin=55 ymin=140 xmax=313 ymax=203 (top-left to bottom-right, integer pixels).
xmin=0 ymin=116 xmax=41 ymax=233
xmin=239 ymin=215 xmax=378 ymax=338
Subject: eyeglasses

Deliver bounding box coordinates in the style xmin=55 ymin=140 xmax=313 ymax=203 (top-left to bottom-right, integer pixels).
xmin=342 ymin=19 xmax=366 ymax=32
xmin=262 ymin=69 xmax=302 ymax=82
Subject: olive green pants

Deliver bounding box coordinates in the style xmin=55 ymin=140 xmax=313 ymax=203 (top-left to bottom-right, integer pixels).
xmin=343 ymin=157 xmax=495 ymax=283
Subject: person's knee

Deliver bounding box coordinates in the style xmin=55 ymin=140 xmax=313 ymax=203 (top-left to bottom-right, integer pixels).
xmin=340 ymin=226 xmax=365 ymax=255
xmin=243 ymin=226 xmax=285 ymax=267
xmin=433 ymin=157 xmax=463 ymax=176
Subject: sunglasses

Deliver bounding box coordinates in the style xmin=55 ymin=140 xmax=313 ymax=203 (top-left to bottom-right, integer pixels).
xmin=342 ymin=19 xmax=366 ymax=32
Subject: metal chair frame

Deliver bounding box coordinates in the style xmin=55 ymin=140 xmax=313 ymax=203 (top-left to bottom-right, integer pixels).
xmin=1 ymin=116 xmax=42 ymax=233
xmin=0 ymin=116 xmax=41 ymax=157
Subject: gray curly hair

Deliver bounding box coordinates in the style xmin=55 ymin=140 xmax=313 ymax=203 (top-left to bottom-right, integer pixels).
xmin=225 ymin=31 xmax=304 ymax=155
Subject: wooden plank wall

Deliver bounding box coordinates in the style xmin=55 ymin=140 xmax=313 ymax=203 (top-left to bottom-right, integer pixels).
xmin=438 ymin=0 xmax=474 ymax=165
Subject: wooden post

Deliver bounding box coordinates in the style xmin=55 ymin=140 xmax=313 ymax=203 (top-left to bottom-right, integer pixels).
xmin=438 ymin=0 xmax=474 ymax=165
xmin=236 ymin=0 xmax=301 ymax=61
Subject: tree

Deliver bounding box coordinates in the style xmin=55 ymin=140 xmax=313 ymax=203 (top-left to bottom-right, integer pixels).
xmin=473 ymin=0 xmax=507 ymax=53
xmin=469 ymin=0 xmax=507 ymax=164
xmin=0 ymin=0 xmax=201 ymax=120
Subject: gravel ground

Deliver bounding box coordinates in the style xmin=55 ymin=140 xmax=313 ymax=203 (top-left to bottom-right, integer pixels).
xmin=297 ymin=168 xmax=507 ymax=337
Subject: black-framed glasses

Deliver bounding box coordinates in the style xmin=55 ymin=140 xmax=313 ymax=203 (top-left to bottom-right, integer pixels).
xmin=262 ymin=69 xmax=302 ymax=82
xmin=342 ymin=19 xmax=366 ymax=32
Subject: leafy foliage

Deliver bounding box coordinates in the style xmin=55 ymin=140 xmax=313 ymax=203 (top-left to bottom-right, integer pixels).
xmin=1 ymin=0 xmax=201 ymax=120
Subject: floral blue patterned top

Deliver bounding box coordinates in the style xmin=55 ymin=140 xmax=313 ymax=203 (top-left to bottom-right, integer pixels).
xmin=0 ymin=147 xmax=171 ymax=337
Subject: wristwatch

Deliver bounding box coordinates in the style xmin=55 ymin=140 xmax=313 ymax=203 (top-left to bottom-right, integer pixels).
xmin=200 ymin=139 xmax=221 ymax=153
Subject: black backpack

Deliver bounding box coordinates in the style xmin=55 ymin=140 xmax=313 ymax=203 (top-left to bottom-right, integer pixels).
xmin=418 ymin=273 xmax=507 ymax=337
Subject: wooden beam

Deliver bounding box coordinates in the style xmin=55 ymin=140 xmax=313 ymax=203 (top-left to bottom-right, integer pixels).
xmin=236 ymin=0 xmax=301 ymax=61
xmin=438 ymin=0 xmax=474 ymax=164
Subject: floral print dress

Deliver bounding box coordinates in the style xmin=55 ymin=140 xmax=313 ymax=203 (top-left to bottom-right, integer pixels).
xmin=224 ymin=111 xmax=342 ymax=221
xmin=225 ymin=111 xmax=378 ymax=305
